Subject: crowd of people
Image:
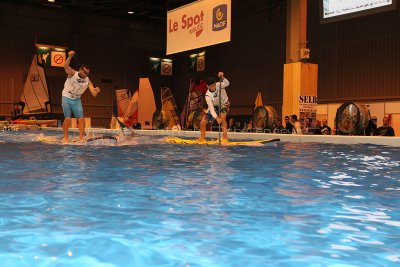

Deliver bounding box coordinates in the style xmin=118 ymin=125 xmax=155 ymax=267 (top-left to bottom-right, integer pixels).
xmin=224 ymin=115 xmax=395 ymax=136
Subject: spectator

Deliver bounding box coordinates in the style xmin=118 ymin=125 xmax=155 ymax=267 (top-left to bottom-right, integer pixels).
xmin=228 ymin=118 xmax=235 ymax=132
xmin=310 ymin=120 xmax=322 ymax=135
xmin=320 ymin=119 xmax=332 ymax=135
xmin=273 ymin=120 xmax=284 ymax=133
xmin=303 ymin=118 xmax=313 ymax=134
xmin=376 ymin=117 xmax=395 ymax=136
xmin=365 ymin=117 xmax=377 ymax=136
xmin=132 ymin=118 xmax=141 ymax=129
xmin=284 ymin=115 xmax=293 ymax=134
xmin=234 ymin=121 xmax=241 ymax=131
xmin=246 ymin=119 xmax=253 ymax=132
xmin=291 ymin=114 xmax=302 ymax=134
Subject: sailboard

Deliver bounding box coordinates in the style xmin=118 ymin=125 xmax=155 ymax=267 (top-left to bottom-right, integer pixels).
xmin=20 ymin=54 xmax=50 ymax=114
xmin=111 ymin=88 xmax=138 ymax=129
xmin=138 ymin=78 xmax=156 ymax=130
xmin=254 ymin=91 xmax=263 ymax=109
xmin=111 ymin=78 xmax=158 ymax=131
xmin=114 ymin=89 xmax=131 ymax=118
xmin=153 ymin=87 xmax=180 ymax=129
xmin=123 ymin=90 xmax=139 ymax=128
xmin=12 ymin=118 xmax=57 ymax=127
xmin=161 ymin=87 xmax=179 ymax=129
xmin=165 ymin=137 xmax=280 ymax=146
xmin=13 ymin=51 xmax=63 ymax=124
xmin=180 ymin=79 xmax=207 ymax=129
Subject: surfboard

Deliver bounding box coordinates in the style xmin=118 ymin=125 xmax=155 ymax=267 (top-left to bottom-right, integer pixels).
xmin=37 ymin=134 xmax=117 ymax=145
xmin=37 ymin=135 xmax=60 ymax=144
xmin=165 ymin=137 xmax=280 ymax=146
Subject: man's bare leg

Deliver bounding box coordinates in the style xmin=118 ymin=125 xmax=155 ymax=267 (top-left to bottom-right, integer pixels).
xmin=221 ymin=113 xmax=228 ymax=142
xmin=63 ymin=118 xmax=71 ymax=143
xmin=78 ymin=118 xmax=85 ymax=140
xmin=198 ymin=116 xmax=207 ymax=143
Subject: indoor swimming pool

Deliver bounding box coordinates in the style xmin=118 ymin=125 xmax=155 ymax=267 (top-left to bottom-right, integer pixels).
xmin=0 ymin=132 xmax=399 ymax=267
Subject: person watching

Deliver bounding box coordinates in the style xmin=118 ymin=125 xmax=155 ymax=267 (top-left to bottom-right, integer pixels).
xmin=321 ymin=119 xmax=332 ymax=135
xmin=376 ymin=117 xmax=395 ymax=136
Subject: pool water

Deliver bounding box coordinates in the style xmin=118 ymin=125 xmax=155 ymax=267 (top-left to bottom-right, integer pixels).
xmin=0 ymin=131 xmax=399 ymax=267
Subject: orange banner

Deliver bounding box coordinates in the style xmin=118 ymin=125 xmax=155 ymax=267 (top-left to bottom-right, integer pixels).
xmin=166 ymin=0 xmax=231 ymax=55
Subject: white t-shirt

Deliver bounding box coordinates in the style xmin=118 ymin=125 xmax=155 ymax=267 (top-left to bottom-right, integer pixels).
xmin=292 ymin=121 xmax=303 ymax=134
xmin=205 ymin=78 xmax=230 ymax=118
xmin=62 ymin=71 xmax=89 ymax=100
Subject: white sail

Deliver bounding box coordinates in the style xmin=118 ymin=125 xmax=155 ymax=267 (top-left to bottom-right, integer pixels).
xmin=20 ymin=55 xmax=50 ymax=114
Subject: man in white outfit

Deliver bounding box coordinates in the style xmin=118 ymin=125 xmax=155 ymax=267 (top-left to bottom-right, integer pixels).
xmin=198 ymin=71 xmax=230 ymax=143
xmin=61 ymin=51 xmax=100 ymax=143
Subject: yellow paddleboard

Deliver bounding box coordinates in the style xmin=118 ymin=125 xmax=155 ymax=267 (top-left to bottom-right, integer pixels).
xmin=37 ymin=134 xmax=117 ymax=145
xmin=37 ymin=135 xmax=61 ymax=144
xmin=165 ymin=137 xmax=279 ymax=146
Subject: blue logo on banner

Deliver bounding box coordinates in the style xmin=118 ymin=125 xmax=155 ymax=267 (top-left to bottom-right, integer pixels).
xmin=213 ymin=4 xmax=227 ymax=31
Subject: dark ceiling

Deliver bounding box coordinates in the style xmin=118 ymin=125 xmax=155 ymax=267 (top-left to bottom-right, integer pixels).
xmin=1 ymin=0 xmax=287 ymax=22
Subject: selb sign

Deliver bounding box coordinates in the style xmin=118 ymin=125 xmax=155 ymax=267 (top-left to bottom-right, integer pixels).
xmin=166 ymin=0 xmax=231 ymax=55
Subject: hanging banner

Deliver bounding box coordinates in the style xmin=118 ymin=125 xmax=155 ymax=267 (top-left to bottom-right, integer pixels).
xmin=167 ymin=0 xmax=231 ymax=55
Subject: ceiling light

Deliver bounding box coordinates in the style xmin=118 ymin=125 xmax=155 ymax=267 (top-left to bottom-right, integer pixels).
xmin=48 ymin=0 xmax=55 ymax=2
xmin=128 ymin=11 xmax=134 ymax=14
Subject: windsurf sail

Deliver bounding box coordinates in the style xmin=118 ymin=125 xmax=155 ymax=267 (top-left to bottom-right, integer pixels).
xmin=123 ymin=90 xmax=139 ymax=127
xmin=138 ymin=78 xmax=156 ymax=130
xmin=180 ymin=79 xmax=207 ymax=129
xmin=114 ymin=89 xmax=131 ymax=118
xmin=20 ymin=54 xmax=50 ymax=114
xmin=161 ymin=87 xmax=179 ymax=129
xmin=111 ymin=78 xmax=155 ymax=130
xmin=111 ymin=88 xmax=138 ymax=129
xmin=254 ymin=91 xmax=263 ymax=109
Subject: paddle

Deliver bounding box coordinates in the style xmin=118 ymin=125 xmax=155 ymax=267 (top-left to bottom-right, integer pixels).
xmin=218 ymin=75 xmax=222 ymax=145
xmin=185 ymin=79 xmax=192 ymax=130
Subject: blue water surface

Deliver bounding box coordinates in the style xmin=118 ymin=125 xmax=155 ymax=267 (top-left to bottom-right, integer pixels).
xmin=0 ymin=131 xmax=399 ymax=267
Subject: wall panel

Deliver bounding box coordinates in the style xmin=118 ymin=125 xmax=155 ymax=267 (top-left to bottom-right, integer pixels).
xmin=0 ymin=3 xmax=163 ymax=126
xmin=3 ymin=1 xmax=400 ymax=126
xmin=307 ymin=1 xmax=400 ymax=103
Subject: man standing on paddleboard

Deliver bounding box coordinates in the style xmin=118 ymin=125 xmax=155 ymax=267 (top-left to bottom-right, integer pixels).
xmin=61 ymin=51 xmax=100 ymax=143
xmin=198 ymin=71 xmax=230 ymax=143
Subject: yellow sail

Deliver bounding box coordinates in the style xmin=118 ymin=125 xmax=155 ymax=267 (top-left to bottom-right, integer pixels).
xmin=161 ymin=87 xmax=179 ymax=129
